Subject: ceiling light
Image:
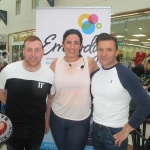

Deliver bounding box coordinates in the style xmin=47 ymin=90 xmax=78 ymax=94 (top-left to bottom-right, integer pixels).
xmin=126 ymin=44 xmax=134 ymax=46
xmin=128 ymin=39 xmax=140 ymax=41
xmin=147 ymin=39 xmax=150 ymax=41
xmin=126 ymin=43 xmax=150 ymax=49
xmin=111 ymin=13 xmax=139 ymax=18
xmin=132 ymin=34 xmax=146 ymax=37
xmin=125 ymin=29 xmax=127 ymax=31
xmin=139 ymin=27 xmax=142 ymax=30
xmin=141 ymin=42 xmax=150 ymax=43
xmin=143 ymin=43 xmax=150 ymax=46
xmin=144 ymin=11 xmax=150 ymax=13
xmin=114 ymin=35 xmax=124 ymax=38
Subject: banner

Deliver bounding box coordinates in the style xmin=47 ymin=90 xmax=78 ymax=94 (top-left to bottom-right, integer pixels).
xmin=0 ymin=10 xmax=7 ymax=25
xmin=36 ymin=7 xmax=111 ymax=150
xmin=47 ymin=0 xmax=54 ymax=7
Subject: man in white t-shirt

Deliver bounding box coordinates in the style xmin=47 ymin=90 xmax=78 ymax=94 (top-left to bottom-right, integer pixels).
xmin=91 ymin=33 xmax=150 ymax=150
xmin=0 ymin=36 xmax=54 ymax=150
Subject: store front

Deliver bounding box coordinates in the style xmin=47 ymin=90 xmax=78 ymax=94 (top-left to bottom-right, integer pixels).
xmin=0 ymin=34 xmax=7 ymax=57
xmin=8 ymin=29 xmax=35 ymax=63
xmin=111 ymin=8 xmax=150 ymax=68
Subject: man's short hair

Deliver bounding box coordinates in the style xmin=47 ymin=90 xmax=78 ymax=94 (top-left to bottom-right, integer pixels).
xmin=96 ymin=33 xmax=118 ymax=50
xmin=23 ymin=36 xmax=43 ymax=48
xmin=2 ymin=52 xmax=7 ymax=57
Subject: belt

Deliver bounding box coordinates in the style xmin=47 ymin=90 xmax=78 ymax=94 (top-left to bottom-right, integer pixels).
xmin=96 ymin=123 xmax=107 ymax=128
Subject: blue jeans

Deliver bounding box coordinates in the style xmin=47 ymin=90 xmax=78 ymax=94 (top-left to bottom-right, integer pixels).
xmin=6 ymin=127 xmax=45 ymax=150
xmin=92 ymin=121 xmax=128 ymax=150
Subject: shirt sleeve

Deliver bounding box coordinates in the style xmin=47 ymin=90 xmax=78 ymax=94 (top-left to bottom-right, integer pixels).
xmin=117 ymin=64 xmax=150 ymax=129
xmin=50 ymin=81 xmax=55 ymax=95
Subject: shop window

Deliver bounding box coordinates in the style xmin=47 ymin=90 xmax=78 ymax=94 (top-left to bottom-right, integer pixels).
xmin=32 ymin=0 xmax=39 ymax=9
xmin=16 ymin=0 xmax=21 ymax=15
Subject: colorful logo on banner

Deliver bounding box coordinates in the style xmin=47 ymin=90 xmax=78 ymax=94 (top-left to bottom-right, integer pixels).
xmin=78 ymin=14 xmax=102 ymax=35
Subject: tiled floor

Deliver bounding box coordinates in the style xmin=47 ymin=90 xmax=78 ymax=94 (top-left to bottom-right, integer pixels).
xmin=0 ymin=123 xmax=150 ymax=150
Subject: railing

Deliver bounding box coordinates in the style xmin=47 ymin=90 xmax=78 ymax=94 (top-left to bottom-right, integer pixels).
xmin=132 ymin=119 xmax=150 ymax=150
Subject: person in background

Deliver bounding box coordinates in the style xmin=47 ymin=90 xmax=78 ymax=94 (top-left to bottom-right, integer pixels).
xmin=129 ymin=57 xmax=150 ymax=125
xmin=91 ymin=33 xmax=150 ymax=150
xmin=0 ymin=52 xmax=4 ymax=71
xmin=2 ymin=52 xmax=8 ymax=63
xmin=132 ymin=57 xmax=150 ymax=85
xmin=0 ymin=36 xmax=54 ymax=150
xmin=46 ymin=29 xmax=98 ymax=150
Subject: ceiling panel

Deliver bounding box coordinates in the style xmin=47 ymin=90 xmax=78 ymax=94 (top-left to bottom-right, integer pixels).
xmin=111 ymin=14 xmax=150 ymax=48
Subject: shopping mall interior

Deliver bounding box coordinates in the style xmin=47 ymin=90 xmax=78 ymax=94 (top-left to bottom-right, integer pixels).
xmin=0 ymin=0 xmax=150 ymax=150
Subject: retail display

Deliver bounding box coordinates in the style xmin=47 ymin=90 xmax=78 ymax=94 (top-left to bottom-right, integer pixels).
xmin=134 ymin=51 xmax=146 ymax=66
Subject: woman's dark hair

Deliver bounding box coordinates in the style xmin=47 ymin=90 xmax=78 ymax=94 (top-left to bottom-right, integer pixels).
xmin=63 ymin=29 xmax=83 ymax=57
xmin=63 ymin=29 xmax=83 ymax=44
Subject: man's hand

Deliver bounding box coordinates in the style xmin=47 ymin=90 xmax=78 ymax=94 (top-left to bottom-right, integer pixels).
xmin=113 ymin=129 xmax=129 ymax=147
xmin=113 ymin=123 xmax=134 ymax=147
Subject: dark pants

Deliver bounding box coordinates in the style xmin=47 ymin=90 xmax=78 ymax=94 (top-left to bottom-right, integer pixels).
xmin=50 ymin=110 xmax=90 ymax=150
xmin=6 ymin=127 xmax=45 ymax=150
xmin=92 ymin=121 xmax=128 ymax=150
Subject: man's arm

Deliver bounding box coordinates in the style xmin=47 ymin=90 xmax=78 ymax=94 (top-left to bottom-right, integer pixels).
xmin=114 ymin=64 xmax=150 ymax=147
xmin=45 ymin=94 xmax=55 ymax=134
xmin=0 ymin=89 xmax=7 ymax=104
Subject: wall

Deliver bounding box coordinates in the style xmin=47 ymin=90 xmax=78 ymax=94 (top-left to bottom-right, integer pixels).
xmin=1 ymin=0 xmax=150 ymax=34
xmin=54 ymin=0 xmax=150 ymax=14
xmin=0 ymin=0 xmax=50 ymax=34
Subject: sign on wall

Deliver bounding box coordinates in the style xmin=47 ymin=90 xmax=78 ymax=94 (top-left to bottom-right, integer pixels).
xmin=36 ymin=7 xmax=111 ymax=150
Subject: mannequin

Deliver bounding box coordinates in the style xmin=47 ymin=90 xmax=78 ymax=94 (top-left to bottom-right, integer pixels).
xmin=134 ymin=50 xmax=146 ymax=66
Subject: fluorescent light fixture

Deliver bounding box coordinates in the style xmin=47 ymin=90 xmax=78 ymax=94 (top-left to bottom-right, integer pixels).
xmin=128 ymin=39 xmax=140 ymax=41
xmin=139 ymin=27 xmax=142 ymax=30
xmin=114 ymin=35 xmax=124 ymax=38
xmin=126 ymin=43 xmax=150 ymax=48
xmin=127 ymin=44 xmax=135 ymax=46
xmin=147 ymin=39 xmax=150 ymax=41
xmin=144 ymin=11 xmax=150 ymax=13
xmin=143 ymin=43 xmax=150 ymax=46
xmin=141 ymin=42 xmax=150 ymax=43
xmin=132 ymin=34 xmax=146 ymax=37
xmin=111 ymin=13 xmax=139 ymax=18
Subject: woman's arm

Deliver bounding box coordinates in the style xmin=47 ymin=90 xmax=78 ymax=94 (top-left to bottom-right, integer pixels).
xmin=50 ymin=58 xmax=58 ymax=72
xmin=0 ymin=89 xmax=7 ymax=104
xmin=87 ymin=57 xmax=99 ymax=74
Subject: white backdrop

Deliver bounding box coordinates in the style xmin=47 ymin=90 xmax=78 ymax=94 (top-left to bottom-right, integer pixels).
xmin=36 ymin=7 xmax=111 ymax=65
xmin=36 ymin=7 xmax=111 ymax=150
